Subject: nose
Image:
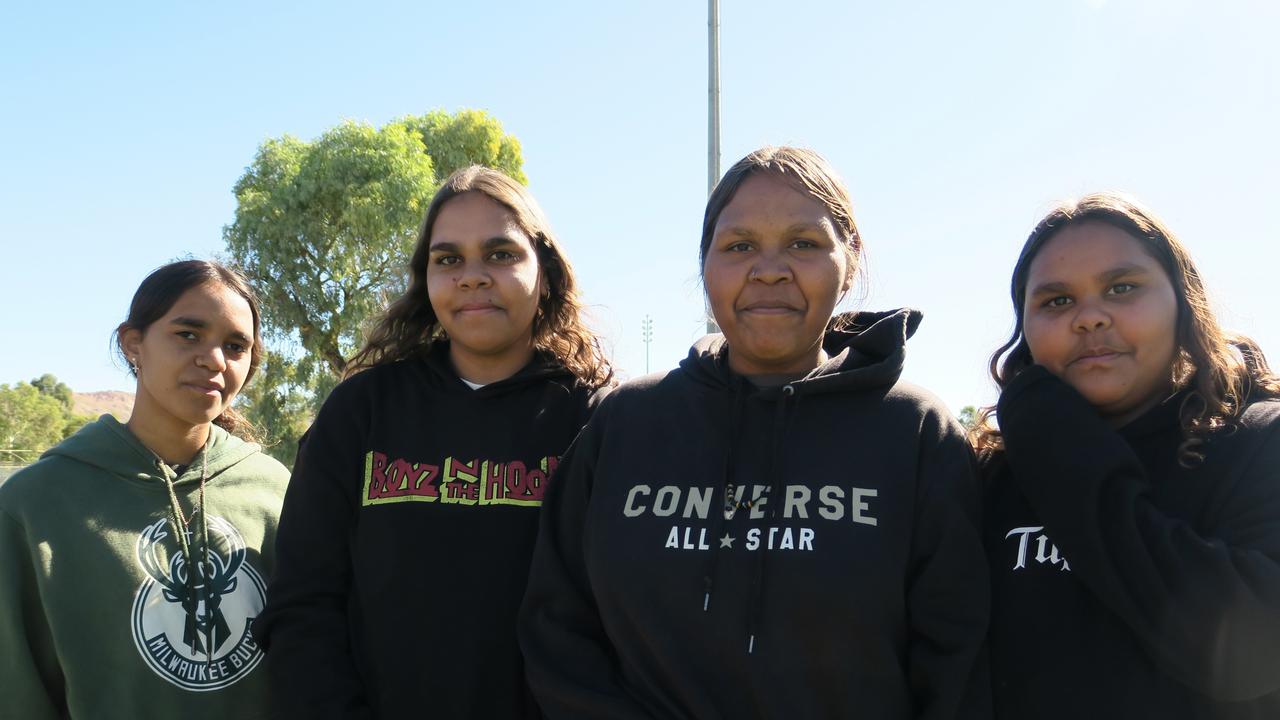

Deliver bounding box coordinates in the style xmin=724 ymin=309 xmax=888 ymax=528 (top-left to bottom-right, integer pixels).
xmin=749 ymin=252 xmax=793 ymax=284
xmin=456 ymin=264 xmax=492 ymax=290
xmin=1072 ymin=300 xmax=1112 ymax=333
xmin=196 ymin=344 xmax=228 ymax=372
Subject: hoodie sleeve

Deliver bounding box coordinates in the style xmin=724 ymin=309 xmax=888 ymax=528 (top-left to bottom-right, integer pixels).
xmin=519 ymin=402 xmax=653 ymax=720
xmin=253 ymin=381 xmax=372 ymax=720
xmin=0 ymin=508 xmax=64 ymax=720
xmin=905 ymin=408 xmax=991 ymax=720
xmin=998 ymin=365 xmax=1280 ymax=702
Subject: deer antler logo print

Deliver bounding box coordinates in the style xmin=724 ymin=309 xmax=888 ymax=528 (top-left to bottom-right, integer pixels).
xmin=131 ymin=516 xmax=267 ymax=691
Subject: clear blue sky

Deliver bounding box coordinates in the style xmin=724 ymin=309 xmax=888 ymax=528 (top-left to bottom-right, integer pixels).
xmin=2 ymin=0 xmax=1277 ymax=414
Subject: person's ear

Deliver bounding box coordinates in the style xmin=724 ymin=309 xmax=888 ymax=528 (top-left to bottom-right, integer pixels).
xmin=120 ymin=327 xmax=144 ymax=371
xmin=840 ymin=256 xmax=855 ymax=295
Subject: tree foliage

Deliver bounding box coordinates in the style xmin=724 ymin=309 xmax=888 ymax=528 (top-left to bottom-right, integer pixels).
xmin=30 ymin=373 xmax=74 ymax=411
xmin=222 ymin=110 xmax=526 ymax=465
xmin=224 ymin=122 xmax=436 ymax=379
xmin=235 ymin=350 xmax=314 ymax=465
xmin=402 ymin=109 xmax=526 ymax=184
xmin=0 ymin=375 xmax=93 ymax=463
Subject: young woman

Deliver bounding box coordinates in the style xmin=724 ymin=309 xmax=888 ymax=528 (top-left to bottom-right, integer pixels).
xmin=520 ymin=147 xmax=989 ymax=719
xmin=0 ymin=260 xmax=288 ymax=718
xmin=254 ymin=166 xmax=612 ymax=719
xmin=976 ymin=192 xmax=1280 ymax=719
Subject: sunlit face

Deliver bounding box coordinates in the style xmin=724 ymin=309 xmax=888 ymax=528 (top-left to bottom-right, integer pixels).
xmin=121 ymin=282 xmax=256 ymax=432
xmin=704 ymin=173 xmax=851 ymax=376
xmin=1022 ymin=221 xmax=1180 ymax=426
xmin=426 ymin=192 xmax=543 ymax=375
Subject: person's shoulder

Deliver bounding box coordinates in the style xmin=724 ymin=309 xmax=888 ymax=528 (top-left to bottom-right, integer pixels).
xmin=568 ymin=368 xmax=692 ymax=430
xmin=855 ymin=380 xmax=974 ymax=460
xmin=1238 ymin=395 xmax=1280 ymax=432
xmin=1193 ymin=396 xmax=1280 ymax=503
xmin=605 ymin=367 xmax=697 ymax=404
xmin=321 ymin=359 xmax=423 ymax=411
xmin=0 ymin=453 xmax=79 ymax=515
xmin=881 ymin=379 xmax=947 ymax=409
xmin=880 ymin=379 xmax=964 ymax=427
xmin=337 ymin=359 xmax=420 ymax=392
xmin=1221 ymin=396 xmax=1280 ymax=466
xmin=230 ymin=448 xmax=292 ymax=487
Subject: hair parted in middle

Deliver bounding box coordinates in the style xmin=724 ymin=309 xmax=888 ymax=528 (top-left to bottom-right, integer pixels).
xmin=700 ymin=146 xmax=866 ymax=296
xmin=346 ymin=165 xmax=612 ymax=387
xmin=973 ymin=191 xmax=1279 ymax=462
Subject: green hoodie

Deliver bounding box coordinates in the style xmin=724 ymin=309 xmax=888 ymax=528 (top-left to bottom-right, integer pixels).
xmin=0 ymin=416 xmax=289 ymax=719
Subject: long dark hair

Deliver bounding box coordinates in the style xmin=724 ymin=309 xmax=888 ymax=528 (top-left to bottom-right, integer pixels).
xmin=346 ymin=166 xmax=612 ymax=387
xmin=974 ymin=192 xmax=1279 ymax=463
xmin=115 ymin=260 xmax=264 ymax=440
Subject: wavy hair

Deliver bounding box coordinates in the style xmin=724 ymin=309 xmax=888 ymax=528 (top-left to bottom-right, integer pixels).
xmin=346 ymin=166 xmax=612 ymax=387
xmin=115 ymin=260 xmax=263 ymax=441
xmin=973 ymin=192 xmax=1279 ymax=464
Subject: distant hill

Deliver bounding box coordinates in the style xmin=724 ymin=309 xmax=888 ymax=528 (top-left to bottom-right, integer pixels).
xmin=73 ymin=391 xmax=134 ymax=420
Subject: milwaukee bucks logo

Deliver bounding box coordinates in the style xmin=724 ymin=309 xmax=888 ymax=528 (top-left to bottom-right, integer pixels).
xmin=130 ymin=516 xmax=266 ymax=691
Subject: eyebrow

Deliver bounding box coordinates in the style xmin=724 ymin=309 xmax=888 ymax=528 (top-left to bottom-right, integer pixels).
xmin=169 ymin=316 xmax=253 ymax=345
xmin=717 ymin=221 xmax=830 ymax=239
xmin=429 ymin=236 xmax=521 ymax=253
xmin=1027 ymin=263 xmax=1152 ymax=297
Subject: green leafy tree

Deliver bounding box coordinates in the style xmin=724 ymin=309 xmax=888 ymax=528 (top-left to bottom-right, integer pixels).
xmin=223 ymin=110 xmax=526 ymax=465
xmin=225 ymin=122 xmax=435 ymax=380
xmin=30 ymin=373 xmax=73 ymax=410
xmin=235 ymin=349 xmax=314 ymax=465
xmin=27 ymin=373 xmax=92 ymax=438
xmin=958 ymin=405 xmax=979 ymax=432
xmin=402 ymin=109 xmax=526 ymax=183
xmin=0 ymin=382 xmax=69 ymax=460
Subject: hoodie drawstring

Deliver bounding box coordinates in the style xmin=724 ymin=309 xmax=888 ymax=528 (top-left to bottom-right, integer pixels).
xmin=699 ymin=378 xmax=803 ymax=655
xmin=701 ymin=383 xmax=747 ymax=615
xmin=160 ymin=446 xmax=212 ymax=665
xmin=744 ymin=383 xmax=801 ymax=654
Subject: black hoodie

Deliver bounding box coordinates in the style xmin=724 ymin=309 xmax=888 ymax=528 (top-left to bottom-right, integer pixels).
xmin=519 ymin=309 xmax=990 ymax=720
xmin=254 ymin=346 xmax=602 ymax=719
xmin=985 ymin=365 xmax=1280 ymax=720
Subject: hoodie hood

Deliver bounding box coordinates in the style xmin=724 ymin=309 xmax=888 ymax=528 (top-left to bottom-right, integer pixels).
xmin=43 ymin=414 xmax=262 ymax=488
xmin=681 ymin=308 xmax=923 ymax=395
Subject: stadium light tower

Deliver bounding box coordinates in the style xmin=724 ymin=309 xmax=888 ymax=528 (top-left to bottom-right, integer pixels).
xmin=642 ymin=315 xmax=654 ymax=373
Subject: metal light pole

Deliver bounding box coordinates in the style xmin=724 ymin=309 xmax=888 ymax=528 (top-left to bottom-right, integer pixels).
xmin=708 ymin=0 xmax=721 ymax=197
xmin=642 ymin=315 xmax=654 ymax=373
xmin=705 ymin=0 xmax=721 ymax=334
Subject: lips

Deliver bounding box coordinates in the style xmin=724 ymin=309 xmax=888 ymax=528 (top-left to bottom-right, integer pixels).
xmin=456 ymin=302 xmax=503 ymax=315
xmin=185 ymin=381 xmax=224 ymax=397
xmin=739 ymin=301 xmax=801 ymax=314
xmin=1070 ymin=347 xmax=1125 ymax=366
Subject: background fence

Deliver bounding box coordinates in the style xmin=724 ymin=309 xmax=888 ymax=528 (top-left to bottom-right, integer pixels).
xmin=0 ymin=450 xmax=41 ymax=483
